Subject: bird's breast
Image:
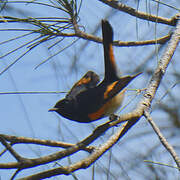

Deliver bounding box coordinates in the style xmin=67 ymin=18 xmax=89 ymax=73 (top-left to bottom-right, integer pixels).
xmin=103 ymin=88 xmax=126 ymax=116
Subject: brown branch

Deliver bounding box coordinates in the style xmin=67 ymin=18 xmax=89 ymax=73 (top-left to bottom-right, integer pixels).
xmin=16 ymin=116 xmax=141 ymax=180
xmin=0 ymin=111 xmax=140 ymax=172
xmin=73 ymin=29 xmax=172 ymax=46
xmin=114 ymin=11 xmax=180 ymax=169
xmin=99 ymin=0 xmax=178 ymax=26
xmin=0 ymin=136 xmax=24 ymax=162
xmin=0 ymin=118 xmax=127 ymax=170
xmin=144 ymin=111 xmax=180 ymax=169
xmin=114 ymin=33 xmax=172 ymax=46
xmin=0 ymin=16 xmax=172 ymax=47
xmin=0 ymin=134 xmax=94 ymax=153
xmin=72 ymin=17 xmax=172 ymax=46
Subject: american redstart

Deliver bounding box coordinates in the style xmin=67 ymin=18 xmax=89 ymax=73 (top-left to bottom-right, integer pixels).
xmin=49 ymin=20 xmax=141 ymax=123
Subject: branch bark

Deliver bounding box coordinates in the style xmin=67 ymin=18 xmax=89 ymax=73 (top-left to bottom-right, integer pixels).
xmin=144 ymin=111 xmax=180 ymax=168
xmin=99 ymin=0 xmax=178 ymax=26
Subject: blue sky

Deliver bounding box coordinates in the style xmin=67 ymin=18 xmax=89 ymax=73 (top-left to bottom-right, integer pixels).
xmin=0 ymin=0 xmax=180 ymax=179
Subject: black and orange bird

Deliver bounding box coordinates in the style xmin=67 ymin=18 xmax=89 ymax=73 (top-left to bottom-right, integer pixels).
xmin=49 ymin=20 xmax=141 ymax=123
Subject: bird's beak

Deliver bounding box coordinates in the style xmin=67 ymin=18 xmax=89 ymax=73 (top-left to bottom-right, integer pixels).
xmin=48 ymin=108 xmax=58 ymax=112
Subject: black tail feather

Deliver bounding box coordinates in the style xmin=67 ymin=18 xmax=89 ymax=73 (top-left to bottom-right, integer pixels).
xmin=102 ymin=19 xmax=118 ymax=82
xmin=102 ymin=19 xmax=113 ymax=44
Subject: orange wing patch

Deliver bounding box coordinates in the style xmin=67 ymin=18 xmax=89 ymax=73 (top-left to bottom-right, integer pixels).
xmin=76 ymin=76 xmax=91 ymax=86
xmin=104 ymin=81 xmax=118 ymax=99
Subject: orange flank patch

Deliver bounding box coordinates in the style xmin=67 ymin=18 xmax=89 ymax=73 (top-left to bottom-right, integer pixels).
xmin=88 ymin=89 xmax=126 ymax=120
xmin=88 ymin=103 xmax=107 ymax=120
xmin=104 ymin=81 xmax=118 ymax=99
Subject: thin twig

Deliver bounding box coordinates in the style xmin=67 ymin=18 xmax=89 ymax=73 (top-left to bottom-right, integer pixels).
xmin=0 ymin=91 xmax=67 ymax=95
xmin=144 ymin=111 xmax=180 ymax=169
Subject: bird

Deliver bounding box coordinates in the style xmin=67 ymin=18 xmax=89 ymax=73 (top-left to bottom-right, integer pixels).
xmin=49 ymin=19 xmax=141 ymax=123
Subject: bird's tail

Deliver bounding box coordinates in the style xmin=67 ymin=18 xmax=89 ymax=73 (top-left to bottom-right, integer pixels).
xmin=102 ymin=19 xmax=118 ymax=82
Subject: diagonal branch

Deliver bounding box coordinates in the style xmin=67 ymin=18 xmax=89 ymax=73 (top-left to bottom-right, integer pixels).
xmin=0 ymin=134 xmax=94 ymax=153
xmin=16 ymin=117 xmax=140 ymax=179
xmin=113 ymin=11 xmax=180 ymax=168
xmin=0 ymin=118 xmax=128 ymax=170
xmin=144 ymin=111 xmax=180 ymax=168
xmin=99 ymin=0 xmax=178 ymax=26
xmin=0 ymin=136 xmax=25 ymax=162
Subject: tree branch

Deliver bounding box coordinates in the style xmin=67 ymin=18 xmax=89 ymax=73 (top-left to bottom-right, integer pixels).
xmin=0 ymin=16 xmax=172 ymax=46
xmin=0 ymin=134 xmax=94 ymax=153
xmin=99 ymin=0 xmax=178 ymax=26
xmin=144 ymin=111 xmax=180 ymax=169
